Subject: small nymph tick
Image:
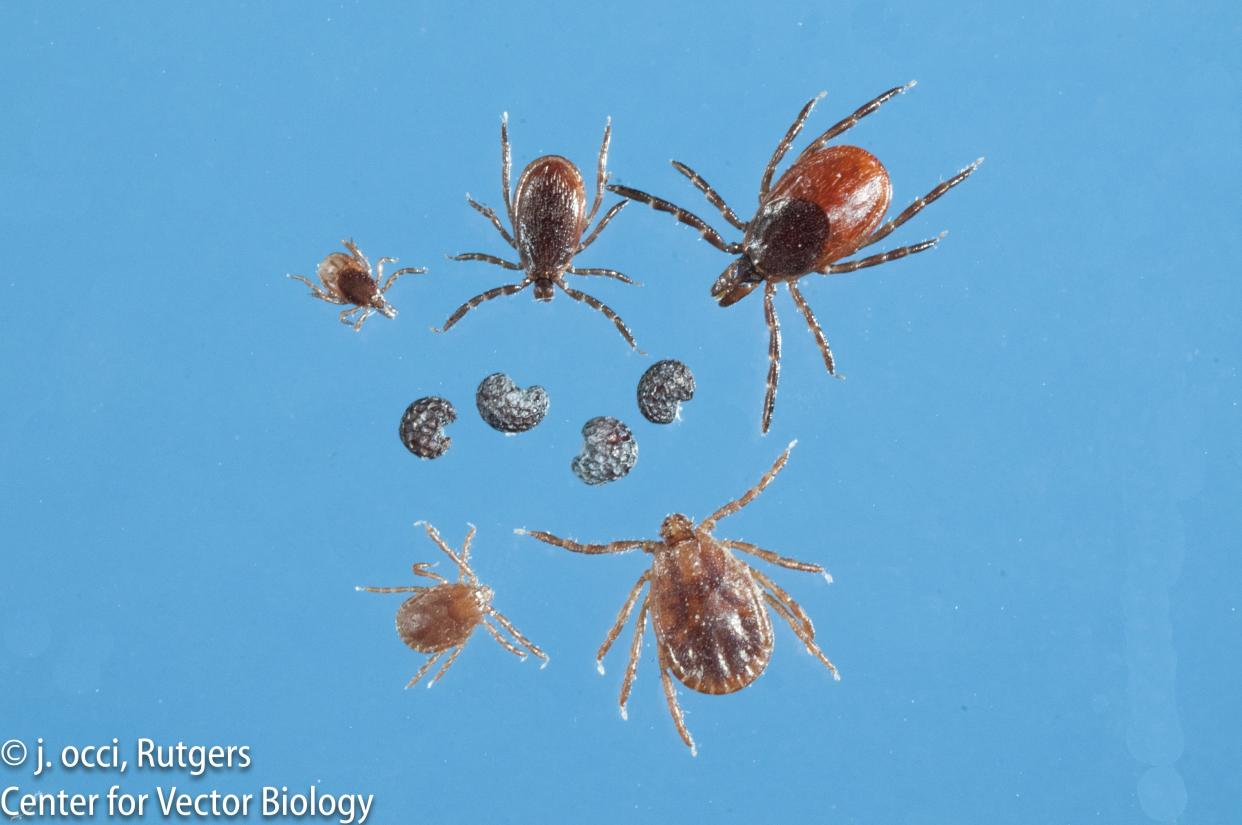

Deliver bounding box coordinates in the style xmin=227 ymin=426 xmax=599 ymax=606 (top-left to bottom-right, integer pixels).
xmin=439 ymin=114 xmax=640 ymax=349
xmin=518 ymin=441 xmax=835 ymax=755
xmin=357 ymin=521 xmax=548 ymax=688
xmin=288 ymin=239 xmax=426 ymax=331
xmin=609 ymin=83 xmax=981 ymax=430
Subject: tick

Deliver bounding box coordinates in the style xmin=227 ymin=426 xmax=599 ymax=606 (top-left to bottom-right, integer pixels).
xmin=357 ymin=521 xmax=548 ymax=688
xmin=288 ymin=239 xmax=426 ymax=331
xmin=517 ymin=441 xmax=835 ymax=755
xmin=608 ymin=83 xmax=982 ymax=431
xmin=438 ymin=114 xmax=640 ymax=349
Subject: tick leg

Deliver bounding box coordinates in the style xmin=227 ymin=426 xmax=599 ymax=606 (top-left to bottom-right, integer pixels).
xmin=483 ymin=619 xmax=528 ymax=660
xmin=825 ymin=236 xmax=941 ymax=275
xmin=797 ymin=81 xmax=915 ymax=161
xmin=586 ymin=117 xmax=612 ymax=225
xmin=500 ymin=112 xmax=514 ymax=224
xmin=858 ymin=158 xmax=984 ymax=250
xmin=466 ymin=195 xmax=517 ymax=248
xmin=460 ymin=522 xmax=476 ymax=567
xmin=760 ymin=591 xmax=840 ymax=681
xmin=426 ymin=643 xmax=467 ymax=688
xmin=618 ymin=597 xmax=650 ymax=720
xmin=342 ymin=238 xmax=371 ymax=272
xmin=749 ymin=566 xmax=815 ymax=637
xmin=701 ymin=437 xmax=796 ymax=531
xmin=449 ymin=251 xmax=524 ymax=270
xmin=607 ymin=184 xmax=742 ymax=255
xmin=355 ymin=584 xmax=429 ymax=594
xmin=759 ymin=93 xmax=823 ymax=200
xmin=567 ymin=265 xmax=636 ymax=285
xmin=787 ymin=281 xmax=836 ymax=376
xmin=436 ymin=280 xmax=532 ymax=333
xmin=596 ymin=571 xmax=653 ymax=674
xmin=577 ymin=200 xmax=627 ymax=253
xmin=287 ymin=274 xmax=346 ymax=304
xmin=721 ymin=540 xmax=829 ymax=577
xmin=514 ymin=529 xmax=653 ymax=556
xmin=380 ymin=264 xmax=428 ymax=294
xmin=405 ymin=650 xmax=445 ymax=689
xmin=339 ymin=306 xmax=363 ymax=326
xmin=351 ymin=308 xmax=376 ymax=332
xmin=410 ymin=563 xmax=449 ymax=584
xmin=657 ymin=646 xmax=697 ymax=756
xmin=671 ymin=160 xmax=747 ymax=231
xmin=416 ymin=521 xmax=472 ymax=579
xmin=555 ymin=280 xmax=641 ymax=351
xmin=761 ymin=281 xmax=782 ymax=434
xmin=488 ymin=608 xmax=549 ymax=666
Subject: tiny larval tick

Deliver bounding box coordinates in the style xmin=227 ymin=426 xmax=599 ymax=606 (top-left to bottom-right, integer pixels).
xmin=288 ymin=239 xmax=426 ymax=331
xmin=608 ymin=83 xmax=982 ymax=431
xmin=438 ymin=113 xmax=640 ymax=349
xmin=517 ymin=441 xmax=835 ymax=755
xmin=357 ymin=522 xmax=547 ymax=689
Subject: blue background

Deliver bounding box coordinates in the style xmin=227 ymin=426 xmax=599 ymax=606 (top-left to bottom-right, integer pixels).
xmin=2 ymin=2 xmax=1239 ymax=823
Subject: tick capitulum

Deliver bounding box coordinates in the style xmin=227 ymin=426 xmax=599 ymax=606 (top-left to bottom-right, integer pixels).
xmin=608 ymin=83 xmax=982 ymax=431
xmin=517 ymin=441 xmax=836 ymax=755
xmin=438 ymin=113 xmax=640 ymax=349
xmin=357 ymin=521 xmax=548 ymax=688
xmin=288 ymin=239 xmax=426 ymax=331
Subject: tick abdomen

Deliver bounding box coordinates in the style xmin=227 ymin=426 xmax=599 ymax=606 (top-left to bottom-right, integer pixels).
xmin=396 ymin=584 xmax=484 ymax=653
xmin=651 ymin=537 xmax=773 ymax=695
xmin=767 ymin=145 xmax=892 ymax=269
xmin=513 ymin=155 xmax=587 ymax=274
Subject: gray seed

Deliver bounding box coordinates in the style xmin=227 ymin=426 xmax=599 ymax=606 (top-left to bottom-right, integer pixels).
xmin=399 ymin=397 xmax=456 ymax=459
xmin=476 ymin=373 xmax=549 ymax=434
xmin=637 ymin=359 xmax=696 ymax=424
xmin=572 ymin=416 xmax=637 ymax=485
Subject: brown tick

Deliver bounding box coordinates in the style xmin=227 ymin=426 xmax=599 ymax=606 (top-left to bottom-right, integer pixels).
xmin=357 ymin=521 xmax=548 ymax=688
xmin=609 ymin=83 xmax=982 ymax=431
xmin=438 ymin=114 xmax=640 ymax=349
xmin=517 ymin=441 xmax=835 ymax=755
xmin=288 ymin=239 xmax=426 ymax=331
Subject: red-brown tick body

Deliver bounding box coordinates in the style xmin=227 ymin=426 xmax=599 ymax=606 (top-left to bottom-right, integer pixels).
xmin=609 ymin=83 xmax=982 ymax=430
xmin=358 ymin=522 xmax=547 ymax=689
xmin=518 ymin=441 xmax=836 ymax=755
xmin=439 ymin=114 xmax=640 ymax=348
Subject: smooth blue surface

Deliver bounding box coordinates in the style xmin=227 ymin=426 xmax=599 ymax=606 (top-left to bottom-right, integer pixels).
xmin=2 ymin=2 xmax=1239 ymax=823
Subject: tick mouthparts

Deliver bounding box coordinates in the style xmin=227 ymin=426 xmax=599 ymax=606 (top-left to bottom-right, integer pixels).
xmin=379 ymin=304 xmax=397 ymax=319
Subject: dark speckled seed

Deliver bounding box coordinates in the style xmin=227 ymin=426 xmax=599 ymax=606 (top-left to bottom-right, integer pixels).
xmin=399 ymin=397 xmax=456 ymax=459
xmin=572 ymin=417 xmax=637 ymax=485
xmin=637 ymin=359 xmax=696 ymax=424
xmin=476 ymin=373 xmax=549 ymax=434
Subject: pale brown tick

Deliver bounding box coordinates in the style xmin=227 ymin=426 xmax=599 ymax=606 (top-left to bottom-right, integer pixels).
xmin=357 ymin=521 xmax=548 ymax=688
xmin=438 ymin=114 xmax=640 ymax=349
xmin=288 ymin=239 xmax=425 ymax=331
xmin=517 ymin=441 xmax=836 ymax=755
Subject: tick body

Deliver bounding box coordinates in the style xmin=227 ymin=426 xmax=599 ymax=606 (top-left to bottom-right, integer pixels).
xmin=517 ymin=441 xmax=836 ymax=755
xmin=357 ymin=521 xmax=547 ymax=689
xmin=288 ymin=239 xmax=426 ymax=331
xmin=609 ymin=83 xmax=982 ymax=430
xmin=440 ymin=114 xmax=640 ymax=349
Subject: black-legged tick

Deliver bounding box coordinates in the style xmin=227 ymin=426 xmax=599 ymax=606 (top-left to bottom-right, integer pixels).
xmin=609 ymin=84 xmax=981 ymax=430
xmin=288 ymin=239 xmax=426 ymax=331
xmin=438 ymin=114 xmax=640 ymax=349
xmin=517 ymin=441 xmax=835 ymax=754
xmin=357 ymin=522 xmax=548 ymax=688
